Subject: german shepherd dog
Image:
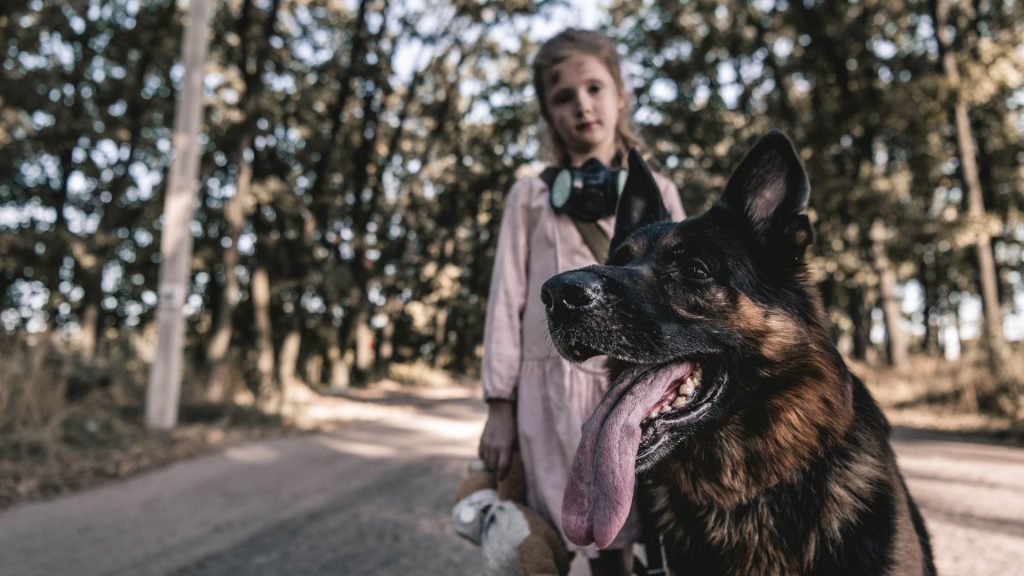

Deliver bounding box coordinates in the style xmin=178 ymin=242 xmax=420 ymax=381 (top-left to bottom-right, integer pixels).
xmin=541 ymin=131 xmax=935 ymax=575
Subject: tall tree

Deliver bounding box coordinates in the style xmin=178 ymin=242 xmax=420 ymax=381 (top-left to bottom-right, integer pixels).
xmin=204 ymin=0 xmax=282 ymax=401
xmin=930 ymin=0 xmax=1011 ymax=381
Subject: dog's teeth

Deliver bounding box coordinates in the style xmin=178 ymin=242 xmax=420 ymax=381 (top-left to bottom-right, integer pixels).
xmin=671 ymin=396 xmax=687 ymax=408
xmin=659 ymin=405 xmax=672 ymax=414
xmin=681 ymin=378 xmax=697 ymax=396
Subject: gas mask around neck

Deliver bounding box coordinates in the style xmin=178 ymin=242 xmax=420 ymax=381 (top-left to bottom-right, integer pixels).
xmin=544 ymin=157 xmax=627 ymax=222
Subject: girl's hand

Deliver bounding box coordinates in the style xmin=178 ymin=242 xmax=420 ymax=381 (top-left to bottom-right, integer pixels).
xmin=478 ymin=400 xmax=516 ymax=478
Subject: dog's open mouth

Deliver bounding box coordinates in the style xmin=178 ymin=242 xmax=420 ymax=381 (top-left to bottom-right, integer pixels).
xmin=638 ymin=363 xmax=704 ymax=427
xmin=562 ymin=358 xmax=723 ymax=548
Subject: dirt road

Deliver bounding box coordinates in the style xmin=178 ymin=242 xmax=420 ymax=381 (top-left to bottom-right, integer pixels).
xmin=0 ymin=386 xmax=1021 ymax=576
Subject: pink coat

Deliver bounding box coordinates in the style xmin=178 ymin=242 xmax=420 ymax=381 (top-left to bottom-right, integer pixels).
xmin=482 ymin=171 xmax=685 ymax=556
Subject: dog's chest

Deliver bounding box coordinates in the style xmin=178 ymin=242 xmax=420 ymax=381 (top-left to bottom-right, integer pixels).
xmin=651 ymin=493 xmax=814 ymax=576
xmin=643 ymin=426 xmax=902 ymax=576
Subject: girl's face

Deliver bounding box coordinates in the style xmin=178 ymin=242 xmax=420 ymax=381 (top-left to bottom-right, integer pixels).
xmin=543 ymin=52 xmax=625 ymax=167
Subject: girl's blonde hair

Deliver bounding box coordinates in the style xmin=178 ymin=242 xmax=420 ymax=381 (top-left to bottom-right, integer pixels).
xmin=532 ymin=29 xmax=645 ymax=168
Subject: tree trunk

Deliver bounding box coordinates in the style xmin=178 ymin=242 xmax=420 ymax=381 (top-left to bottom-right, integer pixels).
xmin=205 ymin=0 xmax=280 ymax=401
xmin=942 ymin=312 xmax=962 ymax=362
xmin=848 ymin=286 xmax=869 ymax=361
xmin=374 ymin=313 xmax=395 ymax=379
xmin=77 ymin=261 xmax=102 ymax=358
xmin=870 ymin=221 xmax=908 ymax=369
xmin=920 ymin=252 xmax=942 ymax=355
xmin=432 ymin=307 xmax=449 ymax=368
xmin=251 ymin=263 xmax=278 ymax=409
xmin=77 ymin=27 xmax=155 ymax=361
xmin=931 ymin=0 xmax=1011 ymax=379
xmin=354 ymin=309 xmax=374 ymax=380
xmin=341 ymin=287 xmax=370 ymax=387
xmin=45 ymin=147 xmax=73 ymax=331
xmin=454 ymin=313 xmax=477 ymax=375
xmin=278 ymin=326 xmax=302 ymax=405
xmin=305 ymin=352 xmax=324 ymax=389
xmin=326 ymin=336 xmax=348 ymax=390
xmin=205 ymin=132 xmax=252 ymax=401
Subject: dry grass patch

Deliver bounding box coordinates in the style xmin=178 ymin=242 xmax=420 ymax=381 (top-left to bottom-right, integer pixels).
xmin=853 ymin=353 xmax=1023 ymax=441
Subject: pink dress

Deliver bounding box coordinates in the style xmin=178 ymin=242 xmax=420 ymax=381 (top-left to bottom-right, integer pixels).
xmin=482 ymin=171 xmax=685 ymax=557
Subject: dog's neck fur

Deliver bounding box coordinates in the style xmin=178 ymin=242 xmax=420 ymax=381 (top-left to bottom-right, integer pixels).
xmin=640 ymin=328 xmax=912 ymax=575
xmin=644 ymin=374 xmax=884 ymax=570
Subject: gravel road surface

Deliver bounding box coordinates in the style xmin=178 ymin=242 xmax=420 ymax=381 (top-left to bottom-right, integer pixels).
xmin=0 ymin=386 xmax=1021 ymax=576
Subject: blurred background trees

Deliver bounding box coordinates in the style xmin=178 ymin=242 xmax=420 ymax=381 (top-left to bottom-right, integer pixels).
xmin=1 ymin=0 xmax=1022 ymax=421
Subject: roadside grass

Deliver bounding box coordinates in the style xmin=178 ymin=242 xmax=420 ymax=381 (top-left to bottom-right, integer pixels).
xmin=854 ymin=350 xmax=1024 ymax=441
xmin=0 ymin=336 xmax=292 ymax=510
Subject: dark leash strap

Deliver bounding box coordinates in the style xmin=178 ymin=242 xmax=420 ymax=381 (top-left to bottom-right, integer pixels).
xmin=574 ymin=219 xmax=610 ymax=264
xmin=540 ymin=167 xmax=611 ymax=263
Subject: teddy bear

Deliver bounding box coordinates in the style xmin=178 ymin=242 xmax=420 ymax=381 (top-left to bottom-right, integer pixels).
xmin=452 ymin=451 xmax=571 ymax=576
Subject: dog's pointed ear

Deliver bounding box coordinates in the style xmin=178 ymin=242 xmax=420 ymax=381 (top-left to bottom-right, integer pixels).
xmin=716 ymin=130 xmax=813 ymax=258
xmin=610 ymin=149 xmax=670 ymax=255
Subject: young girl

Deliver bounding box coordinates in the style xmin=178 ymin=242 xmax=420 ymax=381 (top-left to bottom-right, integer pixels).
xmin=478 ymin=29 xmax=685 ymax=576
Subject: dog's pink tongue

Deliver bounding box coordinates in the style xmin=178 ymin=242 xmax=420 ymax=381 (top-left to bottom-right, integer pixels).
xmin=562 ymin=363 xmax=692 ymax=548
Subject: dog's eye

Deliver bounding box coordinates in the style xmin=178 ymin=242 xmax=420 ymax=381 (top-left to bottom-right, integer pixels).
xmin=681 ymin=260 xmax=711 ymax=281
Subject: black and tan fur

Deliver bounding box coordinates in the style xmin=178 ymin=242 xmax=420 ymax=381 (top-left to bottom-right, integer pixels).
xmin=541 ymin=131 xmax=935 ymax=575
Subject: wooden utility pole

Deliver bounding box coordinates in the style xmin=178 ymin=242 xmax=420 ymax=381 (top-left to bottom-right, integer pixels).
xmin=146 ymin=0 xmax=213 ymax=430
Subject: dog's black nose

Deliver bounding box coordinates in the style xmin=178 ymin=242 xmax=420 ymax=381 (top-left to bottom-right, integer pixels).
xmin=541 ymin=270 xmax=604 ymax=315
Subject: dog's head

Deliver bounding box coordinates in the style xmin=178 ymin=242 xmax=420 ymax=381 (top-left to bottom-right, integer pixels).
xmin=544 ymin=131 xmax=846 ymax=547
